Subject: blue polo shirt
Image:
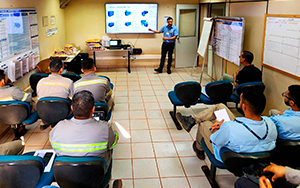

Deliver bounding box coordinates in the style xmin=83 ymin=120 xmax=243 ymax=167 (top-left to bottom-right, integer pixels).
xmin=210 ymin=116 xmax=277 ymax=162
xmin=271 ymin=109 xmax=300 ymax=140
xmin=160 ymin=25 xmax=178 ymax=43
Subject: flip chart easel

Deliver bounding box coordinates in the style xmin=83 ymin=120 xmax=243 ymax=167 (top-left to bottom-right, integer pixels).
xmin=192 ymin=18 xmax=214 ymax=84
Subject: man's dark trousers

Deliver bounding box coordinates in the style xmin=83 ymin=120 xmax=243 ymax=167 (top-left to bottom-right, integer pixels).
xmin=159 ymin=42 xmax=175 ymax=71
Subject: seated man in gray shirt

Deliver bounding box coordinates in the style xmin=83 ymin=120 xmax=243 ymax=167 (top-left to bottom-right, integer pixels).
xmin=74 ymin=58 xmax=114 ymax=110
xmin=0 ymin=70 xmax=32 ymax=103
xmin=49 ymin=90 xmax=119 ymax=187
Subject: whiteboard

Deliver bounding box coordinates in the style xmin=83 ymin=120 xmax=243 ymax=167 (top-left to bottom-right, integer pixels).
xmin=263 ymin=15 xmax=300 ymax=78
xmin=212 ymin=18 xmax=244 ymax=66
xmin=197 ymin=18 xmax=213 ymax=57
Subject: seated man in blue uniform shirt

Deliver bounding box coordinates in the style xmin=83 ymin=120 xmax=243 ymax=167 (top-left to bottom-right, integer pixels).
xmin=149 ymin=17 xmax=178 ymax=74
xmin=210 ymin=91 xmax=277 ymax=162
xmin=270 ymin=85 xmax=300 ymax=140
xmin=178 ymin=91 xmax=277 ymax=162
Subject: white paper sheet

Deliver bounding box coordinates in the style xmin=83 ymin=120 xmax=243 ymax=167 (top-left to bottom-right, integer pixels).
xmin=214 ymin=108 xmax=230 ymax=122
xmin=34 ymin=149 xmax=56 ymax=172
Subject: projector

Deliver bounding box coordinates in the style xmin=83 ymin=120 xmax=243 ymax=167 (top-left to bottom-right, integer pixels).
xmin=132 ymin=48 xmax=142 ymax=54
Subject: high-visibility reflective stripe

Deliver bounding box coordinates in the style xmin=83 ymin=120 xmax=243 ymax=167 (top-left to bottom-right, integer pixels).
xmin=52 ymin=146 xmax=107 ymax=152
xmin=39 ymin=81 xmax=70 ymax=89
xmin=110 ymin=132 xmax=119 ymax=150
xmin=106 ymin=89 xmax=112 ymax=97
xmin=0 ymin=97 xmax=14 ymax=101
xmin=74 ymin=79 xmax=107 ymax=89
xmin=50 ymin=141 xmax=108 ymax=148
xmin=21 ymin=93 xmax=30 ymax=101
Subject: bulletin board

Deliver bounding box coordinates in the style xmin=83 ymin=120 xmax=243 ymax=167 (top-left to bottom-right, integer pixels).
xmin=262 ymin=14 xmax=300 ymax=79
xmin=212 ymin=17 xmax=245 ymax=66
xmin=0 ymin=8 xmax=40 ymax=81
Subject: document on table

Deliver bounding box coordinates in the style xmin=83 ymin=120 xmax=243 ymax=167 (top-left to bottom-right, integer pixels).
xmin=214 ymin=108 xmax=230 ymax=122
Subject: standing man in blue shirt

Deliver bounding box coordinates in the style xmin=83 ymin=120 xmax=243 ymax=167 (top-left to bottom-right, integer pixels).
xmin=149 ymin=17 xmax=178 ymax=74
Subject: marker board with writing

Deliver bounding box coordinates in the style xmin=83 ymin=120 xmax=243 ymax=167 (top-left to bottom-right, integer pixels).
xmin=262 ymin=14 xmax=300 ymax=79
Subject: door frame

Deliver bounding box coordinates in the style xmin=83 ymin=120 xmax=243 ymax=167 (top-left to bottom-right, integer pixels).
xmin=175 ymin=4 xmax=200 ymax=68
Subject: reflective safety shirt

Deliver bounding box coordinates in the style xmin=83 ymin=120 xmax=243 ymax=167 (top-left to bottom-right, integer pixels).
xmin=49 ymin=117 xmax=118 ymax=157
xmin=0 ymin=85 xmax=32 ymax=102
xmin=37 ymin=74 xmax=74 ymax=99
xmin=74 ymin=73 xmax=111 ymax=103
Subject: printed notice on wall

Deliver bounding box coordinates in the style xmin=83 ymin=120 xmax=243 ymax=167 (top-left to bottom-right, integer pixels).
xmin=0 ymin=19 xmax=9 ymax=60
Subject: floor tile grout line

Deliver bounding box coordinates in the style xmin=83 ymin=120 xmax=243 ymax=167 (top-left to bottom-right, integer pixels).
xmin=126 ymin=72 xmax=136 ymax=188
xmin=155 ymin=71 xmax=191 ymax=188
xmin=150 ymin=71 xmax=193 ymax=188
xmin=140 ymin=68 xmax=164 ymax=188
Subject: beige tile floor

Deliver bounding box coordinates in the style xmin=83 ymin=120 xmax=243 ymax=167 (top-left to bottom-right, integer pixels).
xmin=0 ymin=66 xmax=240 ymax=188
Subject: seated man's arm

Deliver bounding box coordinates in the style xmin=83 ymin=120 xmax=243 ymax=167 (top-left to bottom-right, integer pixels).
xmin=69 ymin=82 xmax=74 ymax=98
xmin=12 ymin=87 xmax=32 ymax=102
xmin=285 ymin=166 xmax=300 ymax=185
xmin=105 ymin=79 xmax=112 ymax=100
xmin=210 ymin=122 xmax=230 ymax=148
xmin=233 ymin=71 xmax=239 ymax=88
xmin=107 ymin=124 xmax=119 ymax=150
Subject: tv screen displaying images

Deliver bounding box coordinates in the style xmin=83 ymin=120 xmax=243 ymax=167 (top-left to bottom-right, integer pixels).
xmin=105 ymin=3 xmax=158 ymax=34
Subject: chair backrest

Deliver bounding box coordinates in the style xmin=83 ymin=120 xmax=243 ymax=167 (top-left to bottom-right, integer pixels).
xmin=175 ymin=81 xmax=201 ymax=104
xmin=61 ymin=73 xmax=81 ymax=82
xmin=37 ymin=58 xmax=51 ymax=74
xmin=54 ymin=156 xmax=106 ymax=188
xmin=272 ymin=139 xmax=300 ymax=168
xmin=94 ymin=102 xmax=109 ymax=121
xmin=0 ymin=101 xmax=30 ymax=125
xmin=37 ymin=97 xmax=71 ymax=125
xmin=236 ymin=82 xmax=265 ymax=96
xmin=66 ymin=53 xmax=89 ymax=75
xmin=0 ymin=155 xmax=44 ymax=188
xmin=220 ymin=147 xmax=271 ymax=176
xmin=29 ymin=73 xmax=49 ymax=94
xmin=205 ymin=80 xmax=233 ymax=103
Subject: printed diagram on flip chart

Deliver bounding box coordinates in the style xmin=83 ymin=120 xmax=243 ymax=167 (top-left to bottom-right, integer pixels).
xmin=213 ymin=20 xmax=244 ymax=66
xmin=263 ymin=17 xmax=300 ymax=77
xmin=106 ymin=4 xmax=157 ymax=33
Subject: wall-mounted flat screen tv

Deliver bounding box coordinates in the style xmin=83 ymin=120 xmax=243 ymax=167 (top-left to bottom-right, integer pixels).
xmin=105 ymin=3 xmax=158 ymax=34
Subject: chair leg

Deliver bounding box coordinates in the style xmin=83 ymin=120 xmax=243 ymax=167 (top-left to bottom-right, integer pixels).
xmin=169 ymin=105 xmax=182 ymax=130
xmin=202 ymin=164 xmax=220 ymax=188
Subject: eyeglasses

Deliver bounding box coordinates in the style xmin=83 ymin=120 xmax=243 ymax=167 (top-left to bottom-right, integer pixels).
xmin=282 ymin=92 xmax=294 ymax=101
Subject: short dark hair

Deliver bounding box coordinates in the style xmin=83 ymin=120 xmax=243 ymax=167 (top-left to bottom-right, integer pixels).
xmin=72 ymin=90 xmax=95 ymax=118
xmin=50 ymin=59 xmax=63 ymax=73
xmin=241 ymin=90 xmax=266 ymax=115
xmin=167 ymin=17 xmax=173 ymax=21
xmin=242 ymin=51 xmax=254 ymax=64
xmin=0 ymin=70 xmax=5 ymax=81
xmin=288 ymin=85 xmax=300 ymax=108
xmin=81 ymin=58 xmax=95 ymax=70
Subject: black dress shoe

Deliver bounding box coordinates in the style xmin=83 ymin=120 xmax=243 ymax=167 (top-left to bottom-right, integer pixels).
xmin=167 ymin=69 xmax=171 ymax=74
xmin=193 ymin=141 xmax=205 ymax=160
xmin=113 ymin=179 xmax=122 ymax=188
xmin=154 ymin=68 xmax=162 ymax=73
xmin=176 ymin=112 xmax=196 ymax=132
